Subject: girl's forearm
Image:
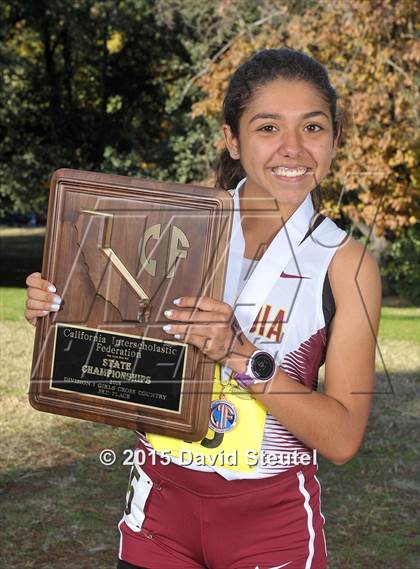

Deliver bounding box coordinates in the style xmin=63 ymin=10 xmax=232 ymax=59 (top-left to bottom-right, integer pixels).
xmin=249 ymin=370 xmax=354 ymax=465
xmin=225 ymin=337 xmax=359 ymax=465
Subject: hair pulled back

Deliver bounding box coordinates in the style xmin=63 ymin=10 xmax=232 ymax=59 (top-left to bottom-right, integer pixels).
xmin=215 ymin=47 xmax=345 ymax=211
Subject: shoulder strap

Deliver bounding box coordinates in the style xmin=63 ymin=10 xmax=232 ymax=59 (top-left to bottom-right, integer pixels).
xmin=299 ymin=213 xmax=326 ymax=245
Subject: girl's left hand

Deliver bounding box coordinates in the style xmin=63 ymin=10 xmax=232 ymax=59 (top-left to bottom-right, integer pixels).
xmin=162 ymin=296 xmax=253 ymax=372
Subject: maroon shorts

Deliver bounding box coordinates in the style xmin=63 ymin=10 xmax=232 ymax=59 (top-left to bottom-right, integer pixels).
xmin=118 ymin=442 xmax=328 ymax=569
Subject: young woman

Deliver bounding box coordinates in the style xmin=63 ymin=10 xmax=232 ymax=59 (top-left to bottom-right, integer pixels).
xmin=25 ymin=48 xmax=381 ymax=569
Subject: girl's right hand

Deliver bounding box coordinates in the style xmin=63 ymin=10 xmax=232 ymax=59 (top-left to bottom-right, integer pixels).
xmin=24 ymin=272 xmax=62 ymax=327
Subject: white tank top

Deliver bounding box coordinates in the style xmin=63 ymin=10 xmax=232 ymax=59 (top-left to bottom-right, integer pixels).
xmin=137 ymin=182 xmax=347 ymax=480
xmin=138 ymin=250 xmax=338 ymax=480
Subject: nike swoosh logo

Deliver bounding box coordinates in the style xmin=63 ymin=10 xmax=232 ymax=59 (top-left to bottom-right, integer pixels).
xmin=280 ymin=271 xmax=310 ymax=279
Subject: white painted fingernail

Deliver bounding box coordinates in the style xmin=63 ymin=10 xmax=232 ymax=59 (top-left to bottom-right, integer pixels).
xmin=50 ymin=304 xmax=60 ymax=311
xmin=48 ymin=285 xmax=56 ymax=293
xmin=174 ymin=334 xmax=182 ymax=340
xmin=173 ymin=298 xmax=181 ymax=305
xmin=162 ymin=325 xmax=172 ymax=332
xmin=164 ymin=310 xmax=173 ymax=317
xmin=53 ymin=295 xmax=61 ymax=304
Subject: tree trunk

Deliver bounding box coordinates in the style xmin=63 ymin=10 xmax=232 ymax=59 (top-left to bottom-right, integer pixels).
xmin=62 ymin=25 xmax=73 ymax=109
xmin=41 ymin=19 xmax=60 ymax=124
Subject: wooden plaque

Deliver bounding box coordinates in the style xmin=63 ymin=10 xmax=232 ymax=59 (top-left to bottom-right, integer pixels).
xmin=29 ymin=168 xmax=233 ymax=441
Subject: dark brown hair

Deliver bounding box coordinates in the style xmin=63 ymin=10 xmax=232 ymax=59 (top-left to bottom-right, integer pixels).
xmin=215 ymin=47 xmax=347 ymax=211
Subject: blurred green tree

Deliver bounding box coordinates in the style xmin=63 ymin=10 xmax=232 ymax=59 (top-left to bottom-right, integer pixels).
xmin=0 ymin=0 xmax=293 ymax=216
xmin=0 ymin=0 xmax=191 ymax=216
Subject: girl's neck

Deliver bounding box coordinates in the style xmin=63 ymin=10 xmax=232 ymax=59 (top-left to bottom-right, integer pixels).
xmin=238 ymin=179 xmax=309 ymax=261
xmin=239 ymin=179 xmax=300 ymax=228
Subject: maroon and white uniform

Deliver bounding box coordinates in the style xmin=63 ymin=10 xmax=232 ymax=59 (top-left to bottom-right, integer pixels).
xmin=118 ymin=177 xmax=348 ymax=568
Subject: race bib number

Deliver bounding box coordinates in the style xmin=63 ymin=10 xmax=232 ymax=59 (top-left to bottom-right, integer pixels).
xmin=123 ymin=459 xmax=153 ymax=532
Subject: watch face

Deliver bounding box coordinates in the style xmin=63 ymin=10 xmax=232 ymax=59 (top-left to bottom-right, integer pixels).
xmin=251 ymin=352 xmax=275 ymax=381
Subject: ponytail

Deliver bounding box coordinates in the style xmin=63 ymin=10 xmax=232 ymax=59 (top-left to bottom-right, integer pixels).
xmin=215 ymin=149 xmax=246 ymax=191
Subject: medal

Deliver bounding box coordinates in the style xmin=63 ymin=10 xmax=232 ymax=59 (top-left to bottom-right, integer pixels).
xmin=208 ymin=372 xmax=238 ymax=433
xmin=209 ymin=397 xmax=238 ymax=433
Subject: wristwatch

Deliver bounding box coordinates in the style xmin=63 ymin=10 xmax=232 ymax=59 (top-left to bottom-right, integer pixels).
xmin=233 ymin=350 xmax=276 ymax=389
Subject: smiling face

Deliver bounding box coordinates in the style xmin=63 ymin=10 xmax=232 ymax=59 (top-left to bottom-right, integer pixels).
xmin=223 ymin=78 xmax=339 ymax=211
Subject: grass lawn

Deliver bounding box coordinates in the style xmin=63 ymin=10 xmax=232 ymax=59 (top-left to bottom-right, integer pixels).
xmin=378 ymin=307 xmax=419 ymax=343
xmin=0 ymin=287 xmax=31 ymax=321
xmin=1 ymin=267 xmax=419 ymax=566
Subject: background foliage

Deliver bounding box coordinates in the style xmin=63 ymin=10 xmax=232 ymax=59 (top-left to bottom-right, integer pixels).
xmin=0 ymin=0 xmax=419 ymax=300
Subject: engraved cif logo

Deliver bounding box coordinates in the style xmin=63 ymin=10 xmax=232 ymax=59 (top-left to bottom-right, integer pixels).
xmin=80 ymin=211 xmax=190 ymax=294
xmin=139 ymin=223 xmax=190 ymax=279
xmin=208 ymin=399 xmax=237 ymax=433
xmin=81 ymin=209 xmax=150 ymax=301
xmin=80 ymin=210 xmax=189 ymax=323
